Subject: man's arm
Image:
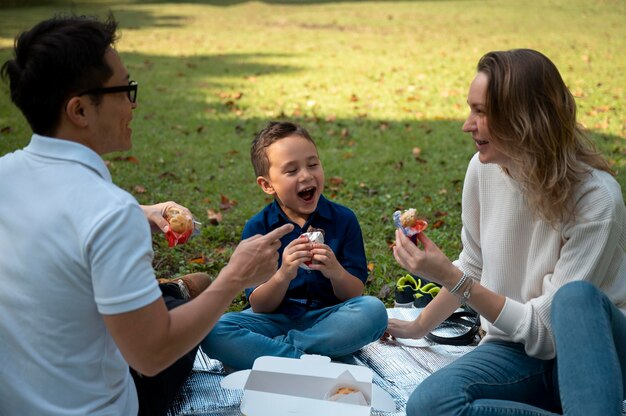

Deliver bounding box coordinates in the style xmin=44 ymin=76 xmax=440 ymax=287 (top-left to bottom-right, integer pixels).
xmin=103 ymin=224 xmax=293 ymax=376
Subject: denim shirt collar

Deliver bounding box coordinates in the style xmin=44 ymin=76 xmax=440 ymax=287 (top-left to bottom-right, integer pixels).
xmin=267 ymin=194 xmax=333 ymax=229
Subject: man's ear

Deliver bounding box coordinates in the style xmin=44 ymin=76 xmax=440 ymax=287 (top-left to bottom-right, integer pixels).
xmin=64 ymin=96 xmax=89 ymax=128
xmin=257 ymin=176 xmax=275 ymax=196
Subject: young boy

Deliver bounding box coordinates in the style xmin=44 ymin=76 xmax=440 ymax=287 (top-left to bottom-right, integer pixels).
xmin=201 ymin=121 xmax=388 ymax=370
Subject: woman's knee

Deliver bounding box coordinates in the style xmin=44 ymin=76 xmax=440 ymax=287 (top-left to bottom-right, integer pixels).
xmin=407 ymin=371 xmax=465 ymax=416
xmin=554 ymin=280 xmax=597 ymax=302
xmin=552 ymin=280 xmax=601 ymax=319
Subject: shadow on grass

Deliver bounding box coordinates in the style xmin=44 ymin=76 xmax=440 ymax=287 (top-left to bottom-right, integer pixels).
xmin=0 ymin=6 xmax=190 ymax=40
xmin=1 ymin=0 xmax=470 ymax=9
xmin=0 ymin=0 xmax=471 ymax=39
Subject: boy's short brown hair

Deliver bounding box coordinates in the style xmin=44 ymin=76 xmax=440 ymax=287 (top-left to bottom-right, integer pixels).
xmin=250 ymin=121 xmax=316 ymax=177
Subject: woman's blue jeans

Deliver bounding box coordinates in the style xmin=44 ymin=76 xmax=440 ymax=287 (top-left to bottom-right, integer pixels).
xmin=200 ymin=295 xmax=388 ymax=371
xmin=407 ymin=281 xmax=626 ymax=415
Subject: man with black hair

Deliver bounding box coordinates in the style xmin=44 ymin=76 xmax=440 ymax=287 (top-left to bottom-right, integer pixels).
xmin=0 ymin=15 xmax=292 ymax=415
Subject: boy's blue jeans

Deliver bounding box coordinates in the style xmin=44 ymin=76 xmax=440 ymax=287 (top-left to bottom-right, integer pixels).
xmin=407 ymin=281 xmax=626 ymax=415
xmin=200 ymin=295 xmax=388 ymax=371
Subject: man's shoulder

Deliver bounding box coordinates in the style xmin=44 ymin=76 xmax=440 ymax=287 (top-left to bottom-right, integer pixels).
xmin=69 ymin=168 xmax=139 ymax=212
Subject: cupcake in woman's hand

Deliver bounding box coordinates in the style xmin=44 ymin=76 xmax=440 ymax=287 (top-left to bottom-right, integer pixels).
xmin=393 ymin=208 xmax=428 ymax=244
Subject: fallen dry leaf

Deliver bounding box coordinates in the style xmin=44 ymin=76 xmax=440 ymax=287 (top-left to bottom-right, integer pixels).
xmin=113 ymin=155 xmax=140 ymax=164
xmin=219 ymin=194 xmax=238 ymax=210
xmin=377 ymin=283 xmax=392 ymax=299
xmin=158 ymin=171 xmax=179 ymax=180
xmin=207 ymin=209 xmax=223 ymax=225
xmin=432 ymin=219 xmax=445 ymax=229
xmin=189 ymin=254 xmax=206 ymax=264
xmin=329 ymin=176 xmax=344 ymax=186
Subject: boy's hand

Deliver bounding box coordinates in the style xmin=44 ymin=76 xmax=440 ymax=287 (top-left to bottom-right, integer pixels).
xmin=278 ymin=235 xmax=313 ymax=281
xmin=226 ymin=224 xmax=294 ymax=288
xmin=307 ymin=243 xmax=343 ymax=279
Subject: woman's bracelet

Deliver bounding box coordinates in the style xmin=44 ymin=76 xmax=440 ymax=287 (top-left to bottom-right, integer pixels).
xmin=458 ymin=277 xmax=475 ymax=305
xmin=448 ymin=272 xmax=468 ymax=295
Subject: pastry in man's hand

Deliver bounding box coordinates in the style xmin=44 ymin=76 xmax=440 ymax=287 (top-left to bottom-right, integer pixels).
xmin=165 ymin=207 xmax=193 ymax=234
xmin=164 ymin=207 xmax=195 ymax=247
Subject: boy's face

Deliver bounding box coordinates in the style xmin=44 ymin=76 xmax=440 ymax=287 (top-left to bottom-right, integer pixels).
xmin=258 ymin=135 xmax=324 ymax=225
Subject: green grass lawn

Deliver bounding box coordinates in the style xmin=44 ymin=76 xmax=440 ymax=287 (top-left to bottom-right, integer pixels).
xmin=1 ymin=0 xmax=625 ymax=309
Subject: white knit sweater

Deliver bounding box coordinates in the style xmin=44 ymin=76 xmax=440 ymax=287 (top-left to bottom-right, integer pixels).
xmin=455 ymin=153 xmax=626 ymax=359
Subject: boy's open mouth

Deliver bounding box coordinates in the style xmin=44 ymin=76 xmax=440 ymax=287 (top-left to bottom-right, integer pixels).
xmin=298 ymin=186 xmax=316 ymax=202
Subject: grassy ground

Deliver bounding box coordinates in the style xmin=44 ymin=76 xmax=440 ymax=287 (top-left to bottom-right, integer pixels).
xmin=1 ymin=0 xmax=625 ymax=309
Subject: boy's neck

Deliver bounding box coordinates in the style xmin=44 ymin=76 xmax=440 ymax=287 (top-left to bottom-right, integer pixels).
xmin=275 ymin=200 xmax=311 ymax=228
xmin=287 ymin=213 xmax=309 ymax=228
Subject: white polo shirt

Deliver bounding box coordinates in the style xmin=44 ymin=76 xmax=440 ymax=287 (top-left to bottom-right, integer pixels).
xmin=0 ymin=134 xmax=162 ymax=415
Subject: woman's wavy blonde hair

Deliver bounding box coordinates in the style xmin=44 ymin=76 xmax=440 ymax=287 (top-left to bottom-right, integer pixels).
xmin=477 ymin=49 xmax=613 ymax=227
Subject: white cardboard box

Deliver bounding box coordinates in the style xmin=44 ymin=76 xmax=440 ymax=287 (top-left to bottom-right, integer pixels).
xmin=221 ymin=355 xmax=396 ymax=416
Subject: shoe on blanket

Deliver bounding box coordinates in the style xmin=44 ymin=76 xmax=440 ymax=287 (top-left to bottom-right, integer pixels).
xmin=413 ymin=282 xmax=441 ymax=308
xmin=394 ymin=274 xmax=421 ymax=307
xmin=158 ymin=272 xmax=212 ymax=301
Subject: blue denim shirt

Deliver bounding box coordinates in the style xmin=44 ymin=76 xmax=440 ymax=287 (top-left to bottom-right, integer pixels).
xmin=243 ymin=195 xmax=368 ymax=318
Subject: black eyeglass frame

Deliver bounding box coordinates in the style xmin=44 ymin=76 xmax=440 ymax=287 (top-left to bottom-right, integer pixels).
xmin=77 ymin=80 xmax=138 ymax=103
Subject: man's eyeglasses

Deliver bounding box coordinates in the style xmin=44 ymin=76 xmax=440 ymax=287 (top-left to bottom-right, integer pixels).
xmin=78 ymin=80 xmax=138 ymax=103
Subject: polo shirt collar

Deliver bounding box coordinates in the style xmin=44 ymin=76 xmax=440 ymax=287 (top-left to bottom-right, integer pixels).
xmin=25 ymin=134 xmax=112 ymax=183
xmin=267 ymin=194 xmax=333 ymax=228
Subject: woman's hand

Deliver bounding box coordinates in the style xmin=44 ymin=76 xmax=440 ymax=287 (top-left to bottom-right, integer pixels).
xmin=386 ymin=317 xmax=429 ymax=340
xmin=393 ymin=229 xmax=459 ymax=288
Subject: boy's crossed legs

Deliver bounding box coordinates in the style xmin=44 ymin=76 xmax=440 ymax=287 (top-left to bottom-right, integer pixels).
xmin=201 ymin=296 xmax=387 ymax=370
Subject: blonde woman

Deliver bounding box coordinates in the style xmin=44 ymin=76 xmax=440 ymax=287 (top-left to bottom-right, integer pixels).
xmin=387 ymin=49 xmax=626 ymax=415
